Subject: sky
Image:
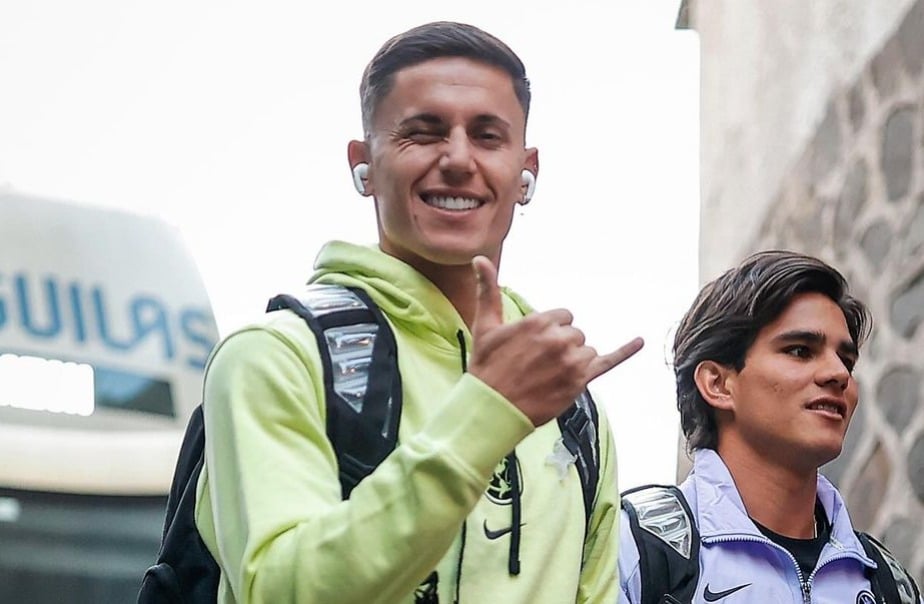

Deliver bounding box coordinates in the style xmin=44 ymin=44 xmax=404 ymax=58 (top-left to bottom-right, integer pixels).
xmin=0 ymin=1 xmax=700 ymax=489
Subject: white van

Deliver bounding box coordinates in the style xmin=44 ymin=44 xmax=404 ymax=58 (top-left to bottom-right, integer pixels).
xmin=0 ymin=190 xmax=218 ymax=602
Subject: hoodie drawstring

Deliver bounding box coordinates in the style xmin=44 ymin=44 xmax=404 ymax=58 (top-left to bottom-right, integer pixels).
xmin=454 ymin=330 xmax=468 ymax=603
xmin=455 ymin=329 xmax=522 ymax=580
xmin=456 ymin=329 xmax=468 ymax=373
xmin=505 ymin=451 xmax=522 ymax=575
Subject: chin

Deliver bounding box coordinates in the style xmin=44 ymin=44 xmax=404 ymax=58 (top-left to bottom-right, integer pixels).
xmin=418 ymin=251 xmax=476 ymax=267
xmin=811 ymin=441 xmax=844 ymax=469
xmin=422 ymin=244 xmax=495 ymax=266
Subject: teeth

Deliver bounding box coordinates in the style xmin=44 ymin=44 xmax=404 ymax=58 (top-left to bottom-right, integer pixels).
xmin=424 ymin=196 xmax=481 ymax=210
xmin=810 ymin=403 xmax=841 ymax=415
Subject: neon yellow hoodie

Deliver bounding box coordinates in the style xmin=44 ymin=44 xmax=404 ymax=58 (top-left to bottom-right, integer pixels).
xmin=196 ymin=241 xmax=619 ymax=603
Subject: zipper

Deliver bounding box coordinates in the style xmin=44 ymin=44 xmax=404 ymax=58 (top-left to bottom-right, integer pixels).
xmin=705 ymin=534 xmax=810 ymax=600
xmin=703 ymin=534 xmax=867 ymax=603
xmin=803 ymin=550 xmax=869 ymax=604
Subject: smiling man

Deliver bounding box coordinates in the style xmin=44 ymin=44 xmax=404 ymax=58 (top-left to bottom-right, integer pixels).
xmin=194 ymin=21 xmax=643 ymax=604
xmin=617 ymin=250 xmax=921 ymax=604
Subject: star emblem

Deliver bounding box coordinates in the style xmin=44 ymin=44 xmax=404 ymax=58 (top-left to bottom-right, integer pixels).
xmin=546 ymin=437 xmax=576 ymax=480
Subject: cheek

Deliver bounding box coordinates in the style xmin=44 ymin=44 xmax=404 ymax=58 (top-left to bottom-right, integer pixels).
xmin=373 ymin=148 xmax=430 ymax=189
xmin=845 ymin=379 xmax=860 ymax=411
xmin=483 ymin=157 xmax=524 ymax=194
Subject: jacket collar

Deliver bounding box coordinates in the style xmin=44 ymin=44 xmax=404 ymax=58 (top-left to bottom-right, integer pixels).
xmin=687 ymin=449 xmax=871 ymax=561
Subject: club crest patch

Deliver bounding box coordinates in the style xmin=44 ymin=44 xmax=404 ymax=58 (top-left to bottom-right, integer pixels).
xmin=856 ymin=590 xmax=876 ymax=604
xmin=485 ymin=456 xmax=523 ymax=504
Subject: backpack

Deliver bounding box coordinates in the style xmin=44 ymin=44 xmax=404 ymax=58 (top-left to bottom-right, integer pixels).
xmin=621 ymin=484 xmax=922 ymax=604
xmin=138 ymin=283 xmax=601 ymax=603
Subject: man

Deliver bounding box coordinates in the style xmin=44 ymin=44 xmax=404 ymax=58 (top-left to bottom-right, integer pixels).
xmin=196 ymin=21 xmax=643 ymax=603
xmin=618 ymin=250 xmax=921 ymax=603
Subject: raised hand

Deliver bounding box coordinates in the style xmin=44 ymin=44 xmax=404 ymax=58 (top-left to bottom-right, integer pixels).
xmin=468 ymin=255 xmax=644 ymax=426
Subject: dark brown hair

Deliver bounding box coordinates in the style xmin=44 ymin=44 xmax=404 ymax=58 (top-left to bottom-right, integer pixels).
xmin=359 ymin=21 xmax=531 ymax=135
xmin=673 ymin=250 xmax=872 ymax=451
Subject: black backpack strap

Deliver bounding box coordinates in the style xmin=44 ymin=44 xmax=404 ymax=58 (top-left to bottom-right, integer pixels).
xmin=621 ymin=484 xmax=700 ymax=604
xmin=856 ymin=531 xmax=921 ymax=604
xmin=139 ymin=404 xmax=220 ymax=603
xmin=267 ymin=284 xmax=402 ymax=498
xmin=556 ymin=390 xmax=600 ymax=528
xmin=140 ymin=284 xmax=402 ymax=603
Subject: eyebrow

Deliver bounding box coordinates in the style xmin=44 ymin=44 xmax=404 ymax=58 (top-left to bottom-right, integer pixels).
xmin=396 ymin=113 xmax=511 ymax=129
xmin=397 ymin=113 xmax=444 ymax=128
xmin=471 ymin=114 xmax=511 ymax=130
xmin=772 ymin=329 xmax=859 ymax=358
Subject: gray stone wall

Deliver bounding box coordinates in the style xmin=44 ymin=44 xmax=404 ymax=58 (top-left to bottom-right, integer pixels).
xmin=752 ymin=0 xmax=924 ymax=583
xmin=690 ymin=0 xmax=916 ymax=282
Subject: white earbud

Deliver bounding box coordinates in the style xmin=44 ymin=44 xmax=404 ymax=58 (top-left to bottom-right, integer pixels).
xmin=520 ymin=169 xmax=536 ymax=205
xmin=351 ymin=163 xmax=369 ymax=195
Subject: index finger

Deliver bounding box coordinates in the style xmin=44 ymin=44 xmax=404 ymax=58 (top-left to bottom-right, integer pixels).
xmin=586 ymin=337 xmax=645 ymax=382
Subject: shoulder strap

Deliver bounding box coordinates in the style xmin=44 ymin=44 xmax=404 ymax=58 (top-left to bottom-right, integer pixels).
xmin=621 ymin=484 xmax=700 ymax=604
xmin=140 ymin=284 xmax=401 ymax=603
xmin=556 ymin=390 xmax=600 ymax=528
xmin=856 ymin=531 xmax=921 ymax=604
xmin=139 ymin=404 xmax=219 ymax=603
xmin=266 ymin=284 xmax=402 ymax=498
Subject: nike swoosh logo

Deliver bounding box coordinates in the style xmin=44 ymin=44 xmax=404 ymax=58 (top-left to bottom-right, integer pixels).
xmin=482 ymin=520 xmax=525 ymax=540
xmin=703 ymin=583 xmax=750 ymax=601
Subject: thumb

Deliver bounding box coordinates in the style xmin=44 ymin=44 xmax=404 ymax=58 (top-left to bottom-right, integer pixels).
xmin=471 ymin=255 xmax=503 ymax=338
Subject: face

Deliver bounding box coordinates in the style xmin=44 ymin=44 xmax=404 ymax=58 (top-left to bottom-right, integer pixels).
xmin=721 ymin=292 xmax=860 ymax=471
xmin=350 ymin=56 xmax=537 ymax=272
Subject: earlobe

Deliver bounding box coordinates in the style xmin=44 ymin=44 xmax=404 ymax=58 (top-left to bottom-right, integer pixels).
xmin=351 ymin=163 xmax=370 ymax=196
xmin=347 ymin=139 xmax=373 ymax=197
xmin=519 ymin=170 xmax=537 ymax=205
xmin=694 ymin=360 xmax=736 ymax=411
xmin=519 ymin=148 xmax=539 ymax=206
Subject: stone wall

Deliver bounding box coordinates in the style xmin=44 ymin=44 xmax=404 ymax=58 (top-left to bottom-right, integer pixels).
xmin=752 ymin=0 xmax=924 ymax=583
xmin=691 ymin=0 xmax=916 ymax=282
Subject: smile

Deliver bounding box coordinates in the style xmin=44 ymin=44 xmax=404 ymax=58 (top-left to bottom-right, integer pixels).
xmin=806 ymin=398 xmax=847 ymax=418
xmin=421 ymin=195 xmax=484 ymax=211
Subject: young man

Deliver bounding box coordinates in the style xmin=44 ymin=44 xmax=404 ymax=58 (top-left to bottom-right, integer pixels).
xmin=618 ymin=250 xmax=921 ymax=603
xmin=195 ymin=21 xmax=642 ymax=603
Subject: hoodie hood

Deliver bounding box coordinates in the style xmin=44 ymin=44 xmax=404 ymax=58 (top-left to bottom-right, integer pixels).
xmin=309 ymin=241 xmax=534 ymax=352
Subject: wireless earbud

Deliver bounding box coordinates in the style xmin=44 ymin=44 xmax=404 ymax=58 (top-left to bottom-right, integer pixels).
xmin=352 ymin=163 xmax=369 ymax=195
xmin=520 ymin=169 xmax=536 ymax=205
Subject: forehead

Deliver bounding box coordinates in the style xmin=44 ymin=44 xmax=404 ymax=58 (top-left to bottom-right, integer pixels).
xmin=756 ymin=292 xmax=851 ymax=342
xmin=373 ymin=56 xmax=525 ymax=129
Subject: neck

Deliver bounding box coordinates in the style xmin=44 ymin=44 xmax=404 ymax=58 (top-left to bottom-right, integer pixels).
xmin=428 ymin=264 xmax=480 ymax=329
xmin=392 ymin=254 xmax=491 ymax=330
xmin=716 ymin=444 xmax=818 ymax=539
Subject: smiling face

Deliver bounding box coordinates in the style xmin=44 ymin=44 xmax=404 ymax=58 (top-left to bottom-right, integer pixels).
xmin=349 ymin=56 xmax=537 ymax=274
xmin=718 ymin=292 xmax=860 ymax=472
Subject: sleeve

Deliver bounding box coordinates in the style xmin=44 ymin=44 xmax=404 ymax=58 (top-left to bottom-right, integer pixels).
xmin=575 ymin=405 xmax=620 ymax=603
xmin=196 ymin=318 xmax=535 ymax=604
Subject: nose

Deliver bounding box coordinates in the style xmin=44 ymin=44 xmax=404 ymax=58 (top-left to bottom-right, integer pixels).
xmin=816 ymin=350 xmax=850 ymax=391
xmin=438 ymin=127 xmax=475 ymax=179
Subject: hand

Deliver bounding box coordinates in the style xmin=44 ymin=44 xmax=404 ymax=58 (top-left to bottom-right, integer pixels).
xmin=467 ymin=256 xmax=644 ymax=426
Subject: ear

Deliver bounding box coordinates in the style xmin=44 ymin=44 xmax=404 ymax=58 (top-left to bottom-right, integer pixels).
xmin=524 ymin=147 xmax=539 ymax=175
xmin=518 ymin=147 xmax=539 ymax=205
xmin=693 ymin=360 xmax=736 ymax=412
xmin=347 ymin=139 xmax=373 ymax=197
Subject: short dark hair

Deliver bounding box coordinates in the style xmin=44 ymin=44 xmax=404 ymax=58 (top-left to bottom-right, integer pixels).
xmin=359 ymin=21 xmax=531 ymax=135
xmin=673 ymin=250 xmax=872 ymax=452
